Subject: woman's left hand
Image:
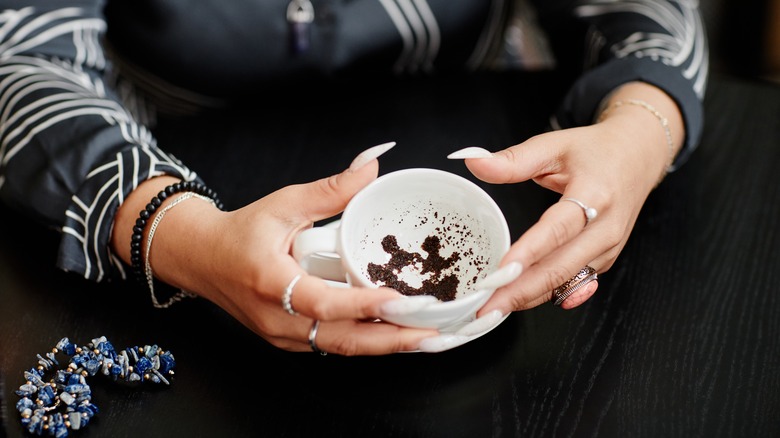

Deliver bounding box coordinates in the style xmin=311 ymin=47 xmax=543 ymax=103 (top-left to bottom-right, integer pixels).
xmin=449 ymin=82 xmax=684 ymax=315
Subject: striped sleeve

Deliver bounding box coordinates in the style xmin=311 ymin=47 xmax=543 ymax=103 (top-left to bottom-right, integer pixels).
xmin=0 ymin=2 xmax=198 ymax=282
xmin=547 ymin=0 xmax=708 ymax=168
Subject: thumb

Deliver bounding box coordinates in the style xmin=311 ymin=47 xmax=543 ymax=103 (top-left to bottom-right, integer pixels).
xmin=292 ymin=142 xmax=395 ymax=222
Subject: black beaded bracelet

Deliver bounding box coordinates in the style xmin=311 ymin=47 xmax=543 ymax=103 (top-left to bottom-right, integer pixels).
xmin=130 ymin=181 xmax=224 ymax=285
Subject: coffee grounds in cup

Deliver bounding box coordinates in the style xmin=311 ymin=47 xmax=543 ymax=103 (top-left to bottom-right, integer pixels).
xmin=366 ymin=234 xmax=461 ymax=301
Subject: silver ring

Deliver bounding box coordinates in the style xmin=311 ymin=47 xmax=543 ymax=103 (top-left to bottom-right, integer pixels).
xmin=308 ymin=320 xmax=327 ymax=356
xmin=282 ymin=274 xmax=302 ymax=315
xmin=561 ymin=197 xmax=598 ymax=226
xmin=552 ymin=266 xmax=598 ymax=306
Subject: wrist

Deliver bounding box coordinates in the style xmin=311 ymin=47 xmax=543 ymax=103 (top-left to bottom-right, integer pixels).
xmin=111 ymin=176 xmax=181 ymax=266
xmin=147 ymin=194 xmax=226 ymax=294
xmin=597 ymin=82 xmax=685 ymax=185
xmin=111 ymin=177 xmax=226 ymax=299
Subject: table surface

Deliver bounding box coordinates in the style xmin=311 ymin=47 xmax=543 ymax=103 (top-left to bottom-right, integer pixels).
xmin=2 ymin=72 xmax=779 ymax=438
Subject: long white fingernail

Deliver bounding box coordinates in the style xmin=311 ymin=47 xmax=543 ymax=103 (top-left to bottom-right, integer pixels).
xmin=473 ymin=262 xmax=523 ymax=291
xmin=447 ymin=147 xmax=493 ymax=159
xmin=418 ymin=335 xmax=469 ymax=353
xmin=379 ymin=295 xmax=438 ymax=316
xmin=455 ymin=310 xmax=504 ymax=337
xmin=349 ymin=141 xmax=396 ymax=171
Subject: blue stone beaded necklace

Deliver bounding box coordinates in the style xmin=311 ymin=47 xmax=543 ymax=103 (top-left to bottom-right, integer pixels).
xmin=15 ymin=336 xmax=176 ymax=437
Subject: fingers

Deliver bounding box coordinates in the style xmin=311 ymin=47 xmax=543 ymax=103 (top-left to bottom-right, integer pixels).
xmin=478 ymin=193 xmax=613 ymax=314
xmin=418 ymin=310 xmax=506 ymax=353
xmin=305 ymin=319 xmax=437 ymax=355
xmin=482 ymin=204 xmax=625 ymax=314
xmin=282 ymin=309 xmax=510 ymax=355
xmin=264 ymin=256 xmax=440 ymax=324
xmin=258 ymin=311 xmax=438 ymax=355
xmin=221 ymin=260 xmax=439 ymax=355
xmin=288 ymin=273 xmax=437 ymax=321
xmin=502 ymin=198 xmax=600 ymax=271
xmin=246 ymin=304 xmax=437 ymax=355
xmin=559 ymin=280 xmax=598 ymax=310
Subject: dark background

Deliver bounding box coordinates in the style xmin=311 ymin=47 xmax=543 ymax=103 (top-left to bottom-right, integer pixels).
xmin=701 ymin=0 xmax=779 ymax=82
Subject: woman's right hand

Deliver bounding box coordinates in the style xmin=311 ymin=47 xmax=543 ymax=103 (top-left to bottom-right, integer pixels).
xmin=111 ymin=144 xmax=438 ymax=355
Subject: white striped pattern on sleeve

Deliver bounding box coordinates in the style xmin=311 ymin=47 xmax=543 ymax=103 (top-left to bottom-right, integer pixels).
xmin=0 ymin=6 xmax=197 ymax=281
xmin=576 ymin=0 xmax=709 ymax=98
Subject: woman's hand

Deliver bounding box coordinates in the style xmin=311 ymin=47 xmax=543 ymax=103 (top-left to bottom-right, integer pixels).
xmin=111 ymin=143 xmax=438 ymax=355
xmin=449 ymin=82 xmax=685 ymax=315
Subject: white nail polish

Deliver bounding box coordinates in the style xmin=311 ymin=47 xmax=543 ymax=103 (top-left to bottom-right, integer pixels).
xmin=473 ymin=262 xmax=522 ymax=291
xmin=349 ymin=141 xmax=396 ymax=171
xmin=418 ymin=335 xmax=469 ymax=353
xmin=455 ymin=310 xmax=504 ymax=337
xmin=379 ymin=295 xmax=438 ymax=316
xmin=447 ymin=147 xmax=493 ymax=159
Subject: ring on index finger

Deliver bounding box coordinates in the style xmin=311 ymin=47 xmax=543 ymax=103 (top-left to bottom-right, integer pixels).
xmin=552 ymin=266 xmax=598 ymax=306
xmin=560 ymin=197 xmax=598 ymax=226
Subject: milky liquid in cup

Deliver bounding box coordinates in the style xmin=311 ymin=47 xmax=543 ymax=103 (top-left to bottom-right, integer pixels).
xmin=351 ymin=196 xmax=500 ymax=302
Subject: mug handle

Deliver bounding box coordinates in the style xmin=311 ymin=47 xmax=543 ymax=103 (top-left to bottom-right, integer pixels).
xmin=292 ymin=227 xmax=347 ymax=282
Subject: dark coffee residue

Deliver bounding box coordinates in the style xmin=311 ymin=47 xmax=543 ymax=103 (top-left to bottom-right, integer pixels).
xmin=367 ymin=234 xmax=460 ymax=301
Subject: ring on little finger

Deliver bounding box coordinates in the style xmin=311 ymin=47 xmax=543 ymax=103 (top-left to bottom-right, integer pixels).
xmin=551 ymin=266 xmax=598 ymax=306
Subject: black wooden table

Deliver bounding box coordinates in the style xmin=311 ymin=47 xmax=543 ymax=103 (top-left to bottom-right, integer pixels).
xmin=2 ymin=72 xmax=779 ymax=437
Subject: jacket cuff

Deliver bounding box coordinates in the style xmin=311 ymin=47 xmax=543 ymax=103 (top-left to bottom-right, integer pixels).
xmin=553 ymin=56 xmax=704 ymax=171
xmin=57 ymin=146 xmax=198 ymax=282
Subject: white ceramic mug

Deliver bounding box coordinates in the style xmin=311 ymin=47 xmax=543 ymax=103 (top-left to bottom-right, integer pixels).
xmin=292 ymin=168 xmax=511 ymax=329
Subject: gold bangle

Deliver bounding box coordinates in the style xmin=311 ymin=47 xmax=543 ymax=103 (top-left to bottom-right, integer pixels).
xmin=598 ymin=98 xmax=675 ymax=184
